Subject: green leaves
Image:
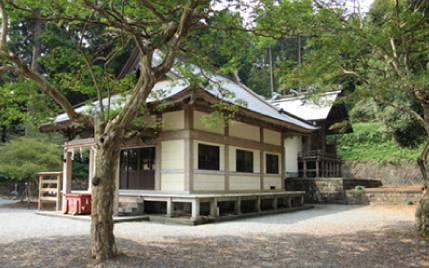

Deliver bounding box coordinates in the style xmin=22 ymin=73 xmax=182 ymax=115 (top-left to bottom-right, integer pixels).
xmin=0 ymin=135 xmax=63 ymax=181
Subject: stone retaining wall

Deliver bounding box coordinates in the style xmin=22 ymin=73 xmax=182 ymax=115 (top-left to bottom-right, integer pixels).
xmin=285 ymin=178 xmax=382 ymax=204
xmin=346 ymin=189 xmax=424 ymax=205
xmin=342 ymin=160 xmax=424 ymax=186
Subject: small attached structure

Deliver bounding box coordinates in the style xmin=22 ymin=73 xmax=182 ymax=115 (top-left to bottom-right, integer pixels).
xmin=39 ymin=51 xmax=318 ymax=221
xmin=273 ymin=90 xmax=353 ymax=178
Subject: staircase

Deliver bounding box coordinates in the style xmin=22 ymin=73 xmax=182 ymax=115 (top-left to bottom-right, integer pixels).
xmin=118 ymin=196 xmax=144 ymax=215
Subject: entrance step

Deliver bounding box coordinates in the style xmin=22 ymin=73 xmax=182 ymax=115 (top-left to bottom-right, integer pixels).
xmin=118 ymin=196 xmax=144 ymax=215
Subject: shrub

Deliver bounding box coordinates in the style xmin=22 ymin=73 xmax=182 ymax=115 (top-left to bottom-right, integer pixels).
xmin=407 ymin=200 xmax=414 ymax=205
xmin=355 ymin=185 xmax=364 ymax=190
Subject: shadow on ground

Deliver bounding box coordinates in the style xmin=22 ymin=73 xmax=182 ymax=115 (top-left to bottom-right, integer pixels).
xmin=0 ymin=221 xmax=428 ymax=268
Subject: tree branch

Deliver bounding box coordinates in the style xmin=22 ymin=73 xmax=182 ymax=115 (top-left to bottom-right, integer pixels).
xmin=374 ymin=97 xmax=429 ymax=132
xmin=138 ymin=0 xmax=166 ymax=22
xmin=0 ymin=0 xmax=7 ymax=50
xmin=0 ymin=51 xmax=92 ymax=125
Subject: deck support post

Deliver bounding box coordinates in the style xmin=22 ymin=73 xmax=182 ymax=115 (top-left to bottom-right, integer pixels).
xmin=210 ymin=197 xmax=218 ymax=217
xmin=191 ymin=198 xmax=200 ymax=220
xmin=234 ymin=197 xmax=242 ymax=215
xmin=316 ymin=160 xmax=319 ymax=178
xmin=300 ymin=194 xmax=304 ymax=206
xmin=166 ymin=197 xmax=173 ymax=217
xmin=255 ymin=196 xmax=261 ymax=213
xmin=272 ymin=196 xmax=278 ymax=210
xmin=287 ymin=195 xmax=292 ymax=208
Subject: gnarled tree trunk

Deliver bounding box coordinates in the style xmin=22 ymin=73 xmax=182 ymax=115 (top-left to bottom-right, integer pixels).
xmin=90 ymin=122 xmax=123 ymax=260
xmin=416 ymin=137 xmax=429 ymax=236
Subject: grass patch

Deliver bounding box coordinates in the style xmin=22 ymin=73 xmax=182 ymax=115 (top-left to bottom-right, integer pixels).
xmin=329 ymin=122 xmax=423 ymax=161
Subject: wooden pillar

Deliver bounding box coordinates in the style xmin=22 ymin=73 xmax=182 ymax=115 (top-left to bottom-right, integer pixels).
xmin=260 ymin=127 xmax=264 ymax=190
xmin=300 ymin=194 xmax=304 ymax=206
xmin=38 ymin=175 xmax=43 ymax=211
xmin=62 ymin=151 xmax=72 ymax=211
xmin=88 ymin=148 xmax=94 ymax=192
xmin=316 ymin=160 xmax=319 ymax=178
xmin=287 ymin=195 xmax=292 ymax=208
xmin=339 ymin=162 xmax=342 ymax=177
xmin=281 ymin=132 xmax=285 ymax=190
xmin=155 ymin=114 xmax=162 ymax=191
xmin=184 ymin=109 xmax=193 ymax=192
xmin=210 ymin=197 xmax=218 ymax=216
xmin=303 ymin=159 xmax=307 ymax=178
xmin=56 ymin=174 xmax=62 ymax=211
xmin=225 ymin=126 xmax=229 ymax=191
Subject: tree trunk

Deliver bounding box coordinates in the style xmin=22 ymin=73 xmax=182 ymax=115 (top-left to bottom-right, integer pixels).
xmin=26 ymin=9 xmax=42 ymax=136
xmin=90 ymin=123 xmax=122 ymax=260
xmin=416 ymin=137 xmax=429 ymax=235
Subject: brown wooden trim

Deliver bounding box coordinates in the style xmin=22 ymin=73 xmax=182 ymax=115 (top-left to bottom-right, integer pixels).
xmin=184 ymin=108 xmax=193 ymax=130
xmin=155 ymin=141 xmax=162 ymax=190
xmin=260 ymin=150 xmax=264 ymax=190
xmin=281 ymin=132 xmax=285 ymax=190
xmin=184 ymin=137 xmax=193 ymax=191
xmin=158 ymin=129 xmax=191 ymax=141
xmin=225 ymin=144 xmax=230 ymax=191
xmin=190 ymin=130 xmax=284 ymax=153
xmin=158 ymin=129 xmax=283 ymax=153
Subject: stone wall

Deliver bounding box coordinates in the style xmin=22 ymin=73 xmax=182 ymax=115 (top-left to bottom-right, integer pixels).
xmin=346 ymin=188 xmax=424 ymax=205
xmin=342 ymin=160 xmax=424 ymax=186
xmin=285 ymin=178 xmax=382 ymax=204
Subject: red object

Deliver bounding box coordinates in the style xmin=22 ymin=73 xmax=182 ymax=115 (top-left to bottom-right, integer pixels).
xmin=63 ymin=193 xmax=92 ymax=215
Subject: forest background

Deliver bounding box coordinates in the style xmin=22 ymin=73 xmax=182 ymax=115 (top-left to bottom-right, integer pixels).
xmin=0 ymin=0 xmax=425 ymax=187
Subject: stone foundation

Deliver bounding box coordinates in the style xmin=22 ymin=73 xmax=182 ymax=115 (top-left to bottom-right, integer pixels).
xmin=346 ymin=187 xmax=424 ymax=205
xmin=285 ymin=177 xmax=382 ymax=204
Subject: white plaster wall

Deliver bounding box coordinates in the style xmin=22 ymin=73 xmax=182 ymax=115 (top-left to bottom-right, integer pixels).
xmin=161 ymin=140 xmax=185 ymax=170
xmin=193 ymin=111 xmax=224 ymax=134
xmin=162 ymin=110 xmax=184 ymax=131
xmin=264 ymin=176 xmax=282 ymax=190
xmin=193 ymin=140 xmax=225 ymax=171
xmin=284 ymin=136 xmax=302 ymax=176
xmin=229 ymin=175 xmax=260 ymax=191
xmin=229 ymin=122 xmax=260 ymax=142
xmin=229 ymin=146 xmax=260 ymax=173
xmin=263 ymin=129 xmax=281 ymax=146
xmin=193 ymin=174 xmax=225 ymax=191
xmin=161 ymin=173 xmax=185 ymax=191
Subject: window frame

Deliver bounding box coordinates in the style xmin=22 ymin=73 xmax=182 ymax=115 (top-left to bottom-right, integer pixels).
xmin=266 ymin=153 xmax=279 ymax=174
xmin=236 ymin=149 xmax=254 ymax=173
xmin=198 ymin=143 xmax=220 ymax=171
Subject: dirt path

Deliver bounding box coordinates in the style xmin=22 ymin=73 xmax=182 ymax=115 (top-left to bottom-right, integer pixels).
xmin=0 ymin=202 xmax=427 ymax=267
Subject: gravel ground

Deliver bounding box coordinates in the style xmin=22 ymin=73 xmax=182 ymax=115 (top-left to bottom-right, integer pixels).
xmin=0 ymin=199 xmax=428 ymax=267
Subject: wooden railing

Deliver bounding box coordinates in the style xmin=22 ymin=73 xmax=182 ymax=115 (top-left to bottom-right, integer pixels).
xmin=298 ymin=150 xmax=341 ymax=161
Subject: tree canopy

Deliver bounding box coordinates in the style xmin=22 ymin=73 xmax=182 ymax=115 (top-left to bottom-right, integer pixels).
xmin=1 ymin=0 xmax=428 ymax=260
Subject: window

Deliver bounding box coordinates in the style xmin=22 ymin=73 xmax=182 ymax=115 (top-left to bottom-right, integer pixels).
xmin=198 ymin=144 xmax=220 ymax=170
xmin=120 ymin=147 xmax=155 ymax=190
xmin=266 ymin=154 xmax=279 ymax=174
xmin=236 ymin=149 xmax=253 ymax=173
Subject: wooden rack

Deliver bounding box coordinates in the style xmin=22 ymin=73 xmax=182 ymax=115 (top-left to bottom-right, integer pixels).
xmin=37 ymin=171 xmax=63 ymax=211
